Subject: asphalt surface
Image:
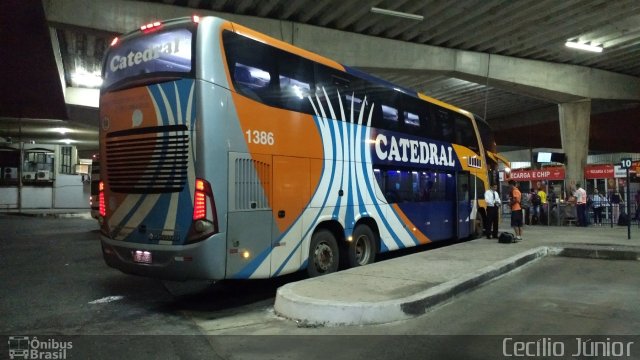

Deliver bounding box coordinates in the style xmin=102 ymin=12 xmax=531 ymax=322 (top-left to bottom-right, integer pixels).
xmin=1 ymin=214 xmax=639 ymax=359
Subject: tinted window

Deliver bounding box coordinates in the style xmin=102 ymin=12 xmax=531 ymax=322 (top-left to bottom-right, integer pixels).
xmin=277 ymin=50 xmax=314 ymax=113
xmin=454 ymin=114 xmax=479 ymax=151
xmin=223 ymin=31 xmax=277 ymax=105
xmin=374 ymin=168 xmax=455 ymax=203
xmin=401 ymin=96 xmax=430 ymax=137
xmin=432 ymin=108 xmax=455 ymax=142
xmin=369 ymin=85 xmax=400 ymax=131
xmin=476 ymin=116 xmax=496 ymax=152
xmin=315 ymin=65 xmax=354 ymax=118
xmin=342 ymin=78 xmax=368 ymax=122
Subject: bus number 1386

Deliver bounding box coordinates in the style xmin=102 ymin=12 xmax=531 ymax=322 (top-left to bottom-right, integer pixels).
xmin=246 ymin=130 xmax=275 ymax=145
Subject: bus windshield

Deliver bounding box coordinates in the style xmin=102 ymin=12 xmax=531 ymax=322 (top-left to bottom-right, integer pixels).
xmin=102 ymin=27 xmax=193 ymax=89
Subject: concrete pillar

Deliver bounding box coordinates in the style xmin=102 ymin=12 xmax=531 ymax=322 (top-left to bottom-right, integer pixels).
xmin=558 ymin=100 xmax=591 ymax=195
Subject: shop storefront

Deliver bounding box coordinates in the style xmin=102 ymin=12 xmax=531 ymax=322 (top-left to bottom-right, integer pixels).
xmin=507 ymin=167 xmax=565 ymax=196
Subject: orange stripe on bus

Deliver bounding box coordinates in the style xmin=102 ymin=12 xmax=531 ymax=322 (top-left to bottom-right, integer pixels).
xmin=391 ymin=203 xmax=432 ymax=245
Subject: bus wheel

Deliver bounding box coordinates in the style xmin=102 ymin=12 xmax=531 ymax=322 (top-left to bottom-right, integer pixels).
xmin=307 ymin=229 xmax=339 ymax=277
xmin=348 ymin=224 xmax=377 ymax=267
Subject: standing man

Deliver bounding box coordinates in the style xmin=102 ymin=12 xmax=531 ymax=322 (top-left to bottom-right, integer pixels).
xmin=591 ymin=189 xmax=605 ymax=226
xmin=537 ymin=187 xmax=547 ymax=224
xmin=509 ymin=180 xmax=523 ymax=241
xmin=575 ymin=183 xmax=588 ymax=226
xmin=484 ymin=184 xmax=501 ymax=239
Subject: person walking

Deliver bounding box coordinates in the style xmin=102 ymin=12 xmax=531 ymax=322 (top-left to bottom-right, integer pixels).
xmin=575 ymin=183 xmax=588 ymax=226
xmin=508 ymin=180 xmax=523 ymax=241
xmin=591 ymin=189 xmax=605 ymax=226
xmin=483 ymin=184 xmax=501 ymax=239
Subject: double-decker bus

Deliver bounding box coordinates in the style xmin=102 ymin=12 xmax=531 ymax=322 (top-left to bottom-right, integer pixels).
xmin=98 ymin=16 xmax=502 ymax=281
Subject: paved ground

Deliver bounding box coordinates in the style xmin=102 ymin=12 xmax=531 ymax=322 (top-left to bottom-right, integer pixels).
xmin=1 ymin=214 xmax=638 ymax=359
xmin=273 ymin=219 xmax=640 ymax=326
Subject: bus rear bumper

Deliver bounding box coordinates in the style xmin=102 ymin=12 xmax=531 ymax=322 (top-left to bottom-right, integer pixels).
xmin=101 ymin=234 xmax=226 ymax=281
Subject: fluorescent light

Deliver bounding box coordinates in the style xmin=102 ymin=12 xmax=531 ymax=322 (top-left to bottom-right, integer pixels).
xmin=71 ymin=68 xmax=104 ymax=88
xmin=371 ymin=7 xmax=424 ymax=21
xmin=565 ymin=41 xmax=603 ymax=53
xmin=51 ymin=127 xmax=71 ymax=135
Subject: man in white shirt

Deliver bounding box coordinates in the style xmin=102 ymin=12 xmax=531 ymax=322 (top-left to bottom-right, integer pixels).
xmin=484 ymin=184 xmax=501 ymax=238
xmin=575 ymin=183 xmax=588 ymax=227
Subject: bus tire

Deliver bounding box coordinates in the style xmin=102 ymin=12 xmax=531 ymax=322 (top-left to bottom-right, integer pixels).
xmin=348 ymin=224 xmax=377 ymax=267
xmin=307 ymin=229 xmax=339 ymax=277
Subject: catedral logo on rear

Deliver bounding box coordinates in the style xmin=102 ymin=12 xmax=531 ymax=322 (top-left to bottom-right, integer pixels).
xmin=109 ymin=37 xmax=184 ymax=72
xmin=374 ymin=133 xmax=455 ymax=167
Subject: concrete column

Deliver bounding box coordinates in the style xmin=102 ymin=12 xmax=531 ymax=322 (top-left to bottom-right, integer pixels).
xmin=558 ymin=100 xmax=591 ymax=195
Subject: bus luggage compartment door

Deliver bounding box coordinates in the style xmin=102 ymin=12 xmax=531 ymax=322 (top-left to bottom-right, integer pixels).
xmin=270 ymin=156 xmax=310 ymax=276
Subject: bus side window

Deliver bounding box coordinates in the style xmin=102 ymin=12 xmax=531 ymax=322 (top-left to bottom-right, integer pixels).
xmin=233 ymin=64 xmax=266 ymax=102
xmin=223 ymin=31 xmax=276 ymax=104
xmin=454 ymin=114 xmax=479 ymax=151
xmin=368 ymin=85 xmax=400 ymax=131
xmin=401 ymin=96 xmax=429 ymax=137
xmin=276 ymin=49 xmax=315 ymax=114
xmin=433 ymin=108 xmax=454 ymax=143
xmin=314 ymin=64 xmax=353 ymax=118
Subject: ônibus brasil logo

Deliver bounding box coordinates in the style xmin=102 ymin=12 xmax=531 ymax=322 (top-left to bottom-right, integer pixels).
xmin=8 ymin=336 xmax=72 ymax=359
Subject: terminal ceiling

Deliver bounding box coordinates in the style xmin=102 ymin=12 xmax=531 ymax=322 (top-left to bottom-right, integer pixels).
xmin=1 ymin=0 xmax=640 ymax=153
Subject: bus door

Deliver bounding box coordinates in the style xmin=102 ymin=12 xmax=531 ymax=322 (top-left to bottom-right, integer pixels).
xmin=456 ymin=171 xmax=472 ymax=239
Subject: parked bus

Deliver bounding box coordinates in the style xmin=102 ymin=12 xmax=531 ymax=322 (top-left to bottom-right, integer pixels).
xmin=98 ymin=16 xmax=501 ymax=281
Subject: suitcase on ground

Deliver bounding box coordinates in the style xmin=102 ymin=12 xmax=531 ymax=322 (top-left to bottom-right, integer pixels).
xmin=498 ymin=232 xmax=516 ymax=243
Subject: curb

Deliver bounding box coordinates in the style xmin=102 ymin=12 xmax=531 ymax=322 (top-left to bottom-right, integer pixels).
xmin=274 ymin=247 xmax=552 ymax=326
xmin=558 ymin=244 xmax=640 ymax=261
xmin=274 ymin=244 xmax=640 ymax=327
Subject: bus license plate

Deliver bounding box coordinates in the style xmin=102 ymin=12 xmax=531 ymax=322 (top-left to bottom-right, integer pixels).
xmin=133 ymin=250 xmax=152 ymax=264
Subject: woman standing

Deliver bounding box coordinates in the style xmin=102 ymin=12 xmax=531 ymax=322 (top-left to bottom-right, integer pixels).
xmin=610 ymin=190 xmax=623 ymax=225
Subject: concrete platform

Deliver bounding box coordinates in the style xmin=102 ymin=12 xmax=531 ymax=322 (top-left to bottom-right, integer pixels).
xmin=274 ymin=221 xmax=640 ymax=326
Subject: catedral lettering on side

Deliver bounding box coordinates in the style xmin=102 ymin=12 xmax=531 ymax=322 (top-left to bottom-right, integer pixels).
xmin=110 ymin=38 xmax=182 ymax=72
xmin=374 ymin=133 xmax=455 ymax=166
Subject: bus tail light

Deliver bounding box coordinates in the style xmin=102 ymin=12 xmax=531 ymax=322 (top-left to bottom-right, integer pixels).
xmin=188 ymin=178 xmax=218 ymax=243
xmin=99 ymin=181 xmax=106 ymax=217
xmin=193 ymin=179 xmax=207 ymax=220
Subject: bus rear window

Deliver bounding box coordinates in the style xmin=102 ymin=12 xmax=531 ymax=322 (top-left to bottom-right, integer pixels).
xmin=103 ymin=28 xmax=193 ymax=89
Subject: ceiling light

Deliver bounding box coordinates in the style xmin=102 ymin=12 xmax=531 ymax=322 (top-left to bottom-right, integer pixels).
xmin=371 ymin=7 xmax=424 ymax=21
xmin=51 ymin=127 xmax=71 ymax=135
xmin=565 ymin=41 xmax=603 ymax=53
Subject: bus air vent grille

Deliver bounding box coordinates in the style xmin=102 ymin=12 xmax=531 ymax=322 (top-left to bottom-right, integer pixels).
xmin=105 ymin=125 xmax=189 ymax=193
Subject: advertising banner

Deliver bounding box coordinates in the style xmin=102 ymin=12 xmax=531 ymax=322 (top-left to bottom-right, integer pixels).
xmin=509 ymin=167 xmax=565 ymax=181
xmin=584 ymin=164 xmax=615 ymax=179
